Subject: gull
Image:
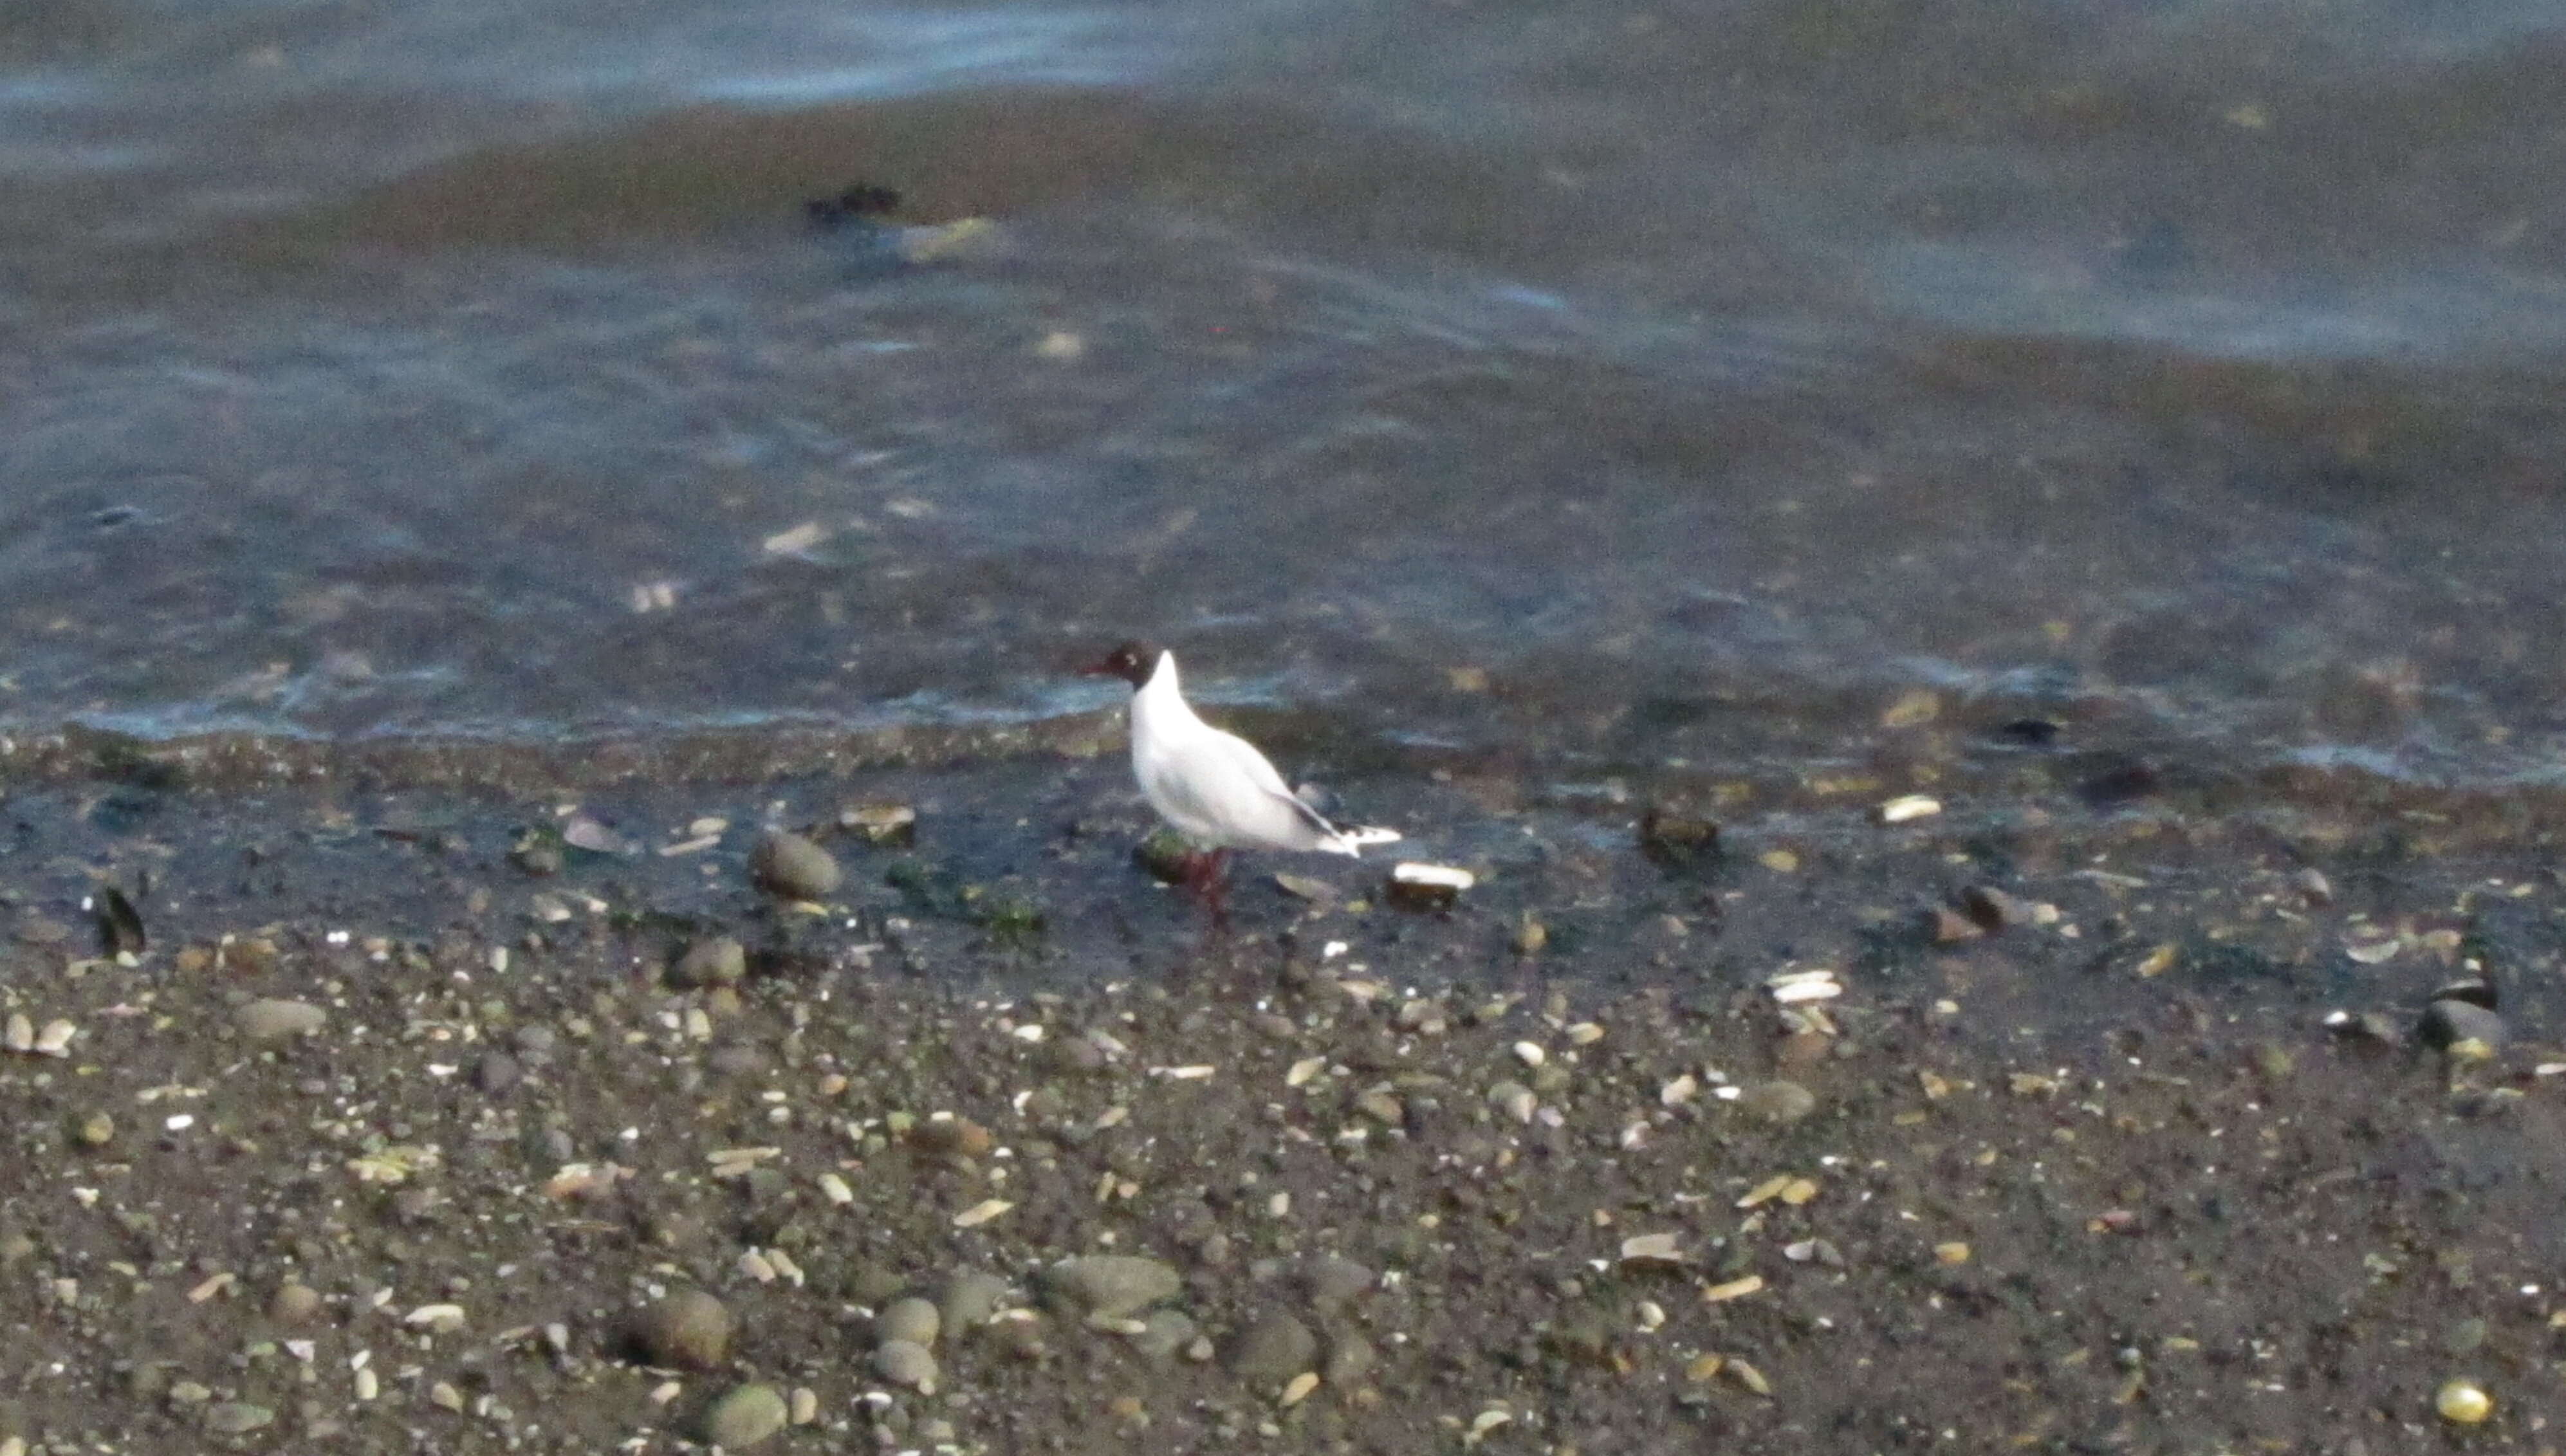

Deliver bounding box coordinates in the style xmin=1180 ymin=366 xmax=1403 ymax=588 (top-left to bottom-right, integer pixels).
xmin=1087 ymin=640 xmax=1396 ymax=922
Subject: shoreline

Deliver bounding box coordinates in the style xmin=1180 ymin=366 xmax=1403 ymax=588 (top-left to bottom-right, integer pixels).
xmin=1 ymin=765 xmax=2561 ymax=1451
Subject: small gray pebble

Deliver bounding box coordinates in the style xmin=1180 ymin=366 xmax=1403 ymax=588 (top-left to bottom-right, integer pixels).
xmin=1227 ymin=1311 xmax=1318 ymax=1386
xmin=473 ymin=1052 xmax=522 ymax=1094
xmin=1739 ymin=1078 xmax=1818 ymax=1123
xmin=1301 ymin=1255 xmax=1376 ymax=1313
xmin=872 ymin=1339 xmax=939 ymax=1390
xmin=1322 ymin=1328 xmax=1376 ymax=1387
xmin=700 ymin=1383 xmax=788 ymax=1450
xmin=235 ymin=999 xmax=326 ymax=1042
xmin=636 ymin=1288 xmax=732 ymax=1369
xmin=940 ymin=1269 xmax=1012 ymax=1332
xmin=876 ymin=1296 xmax=940 ymax=1348
xmin=671 ymin=937 xmax=747 ymax=988
xmin=1133 ymin=1309 xmax=1199 ymax=1361
xmin=1040 ymin=1255 xmax=1181 ymax=1320
xmin=204 ymin=1403 xmax=275 ymax=1435
xmin=751 ymin=831 xmax=840 ymax=899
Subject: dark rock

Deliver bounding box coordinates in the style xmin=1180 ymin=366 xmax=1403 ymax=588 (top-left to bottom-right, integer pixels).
xmin=2417 ymin=998 xmax=2505 ymax=1054
xmin=1959 ymin=885 xmax=2028 ymax=933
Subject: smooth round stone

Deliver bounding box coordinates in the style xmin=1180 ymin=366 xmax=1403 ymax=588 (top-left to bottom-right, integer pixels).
xmin=2436 ymin=1378 xmax=2493 ymax=1424
xmin=1323 ymin=1328 xmax=1376 ymax=1387
xmin=235 ymin=999 xmax=326 ymax=1042
xmin=701 ymin=1383 xmax=789 ymax=1449
xmin=1132 ymin=1309 xmax=1199 ymax=1361
xmin=268 ymin=1282 xmax=323 ymax=1325
xmin=1227 ymin=1311 xmax=1318 ymax=1386
xmin=871 ymin=1339 xmax=939 ymax=1391
xmin=472 ymin=1052 xmax=522 ymax=1094
xmin=204 ymin=1403 xmax=274 ymax=1434
xmin=636 ymin=1288 xmax=732 ymax=1369
xmin=876 ymin=1296 xmax=940 ymax=1348
xmin=939 ymin=1269 xmax=1012 ymax=1332
xmin=750 ymin=831 xmax=840 ymax=899
xmin=1738 ymin=1079 xmax=1818 ymax=1124
xmin=2418 ymin=998 xmax=2506 ymax=1053
xmin=1301 ymin=1255 xmax=1376 ymax=1313
xmin=1040 ymin=1255 xmax=1181 ymax=1320
xmin=671 ymin=937 xmax=747 ymax=989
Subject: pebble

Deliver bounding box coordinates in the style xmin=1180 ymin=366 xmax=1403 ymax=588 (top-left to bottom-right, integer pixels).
xmin=840 ymin=802 xmax=918 ymax=845
xmin=235 ymin=999 xmax=326 ymax=1042
xmin=2435 ymin=1378 xmax=2492 ymax=1424
xmin=1738 ymin=1080 xmax=1817 ymax=1124
xmin=1386 ymin=863 xmax=1474 ymax=910
xmin=1959 ymin=885 xmax=2028 ymax=932
xmin=872 ymin=1338 xmax=939 ymax=1392
xmin=1040 ymin=1255 xmax=1181 ymax=1320
xmin=1133 ymin=1309 xmax=1199 ymax=1361
xmin=203 ymin=1403 xmax=275 ymax=1434
xmin=269 ymin=1281 xmax=324 ymax=1325
xmin=700 ymin=1383 xmax=789 ymax=1449
xmin=876 ymin=1296 xmax=941 ymax=1348
xmin=472 ymin=1052 xmax=522 ymax=1095
xmin=636 ymin=1287 xmax=732 ymax=1369
xmin=671 ymin=937 xmax=748 ymax=989
xmin=939 ymin=1269 xmax=1013 ymax=1332
xmin=1638 ymin=806 xmax=1721 ymax=863
xmin=1322 ymin=1329 xmax=1376 ymax=1387
xmin=750 ymin=831 xmax=840 ymax=899
xmin=2417 ymin=999 xmax=2506 ymax=1056
xmin=1228 ymin=1312 xmax=1318 ymax=1386
xmin=510 ymin=836 xmax=564 ymax=877
xmin=1300 ymin=1255 xmax=1376 ymax=1313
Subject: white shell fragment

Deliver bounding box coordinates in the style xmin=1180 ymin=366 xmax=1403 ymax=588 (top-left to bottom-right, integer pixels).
xmin=1618 ymin=1232 xmax=1686 ymax=1266
xmin=1388 ymin=862 xmax=1474 ymax=909
xmin=1767 ymin=969 xmax=1843 ymax=1004
xmin=1876 ymin=794 xmax=1943 ymax=824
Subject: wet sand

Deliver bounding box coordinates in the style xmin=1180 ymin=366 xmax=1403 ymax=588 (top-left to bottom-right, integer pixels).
xmin=2 ymin=750 xmax=2563 ymax=1453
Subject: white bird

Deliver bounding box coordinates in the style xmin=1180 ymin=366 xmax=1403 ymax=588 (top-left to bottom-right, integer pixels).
xmin=1088 ymin=640 xmax=1396 ymax=919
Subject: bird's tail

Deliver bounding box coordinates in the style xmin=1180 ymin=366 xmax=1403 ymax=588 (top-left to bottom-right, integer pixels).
xmin=1322 ymin=825 xmax=1403 ymax=856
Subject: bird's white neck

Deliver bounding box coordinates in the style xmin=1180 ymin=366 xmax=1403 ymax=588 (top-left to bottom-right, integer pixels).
xmin=1132 ymin=650 xmax=1199 ymax=730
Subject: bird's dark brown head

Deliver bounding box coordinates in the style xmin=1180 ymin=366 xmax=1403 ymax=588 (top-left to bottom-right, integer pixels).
xmin=1085 ymin=640 xmax=1163 ymax=689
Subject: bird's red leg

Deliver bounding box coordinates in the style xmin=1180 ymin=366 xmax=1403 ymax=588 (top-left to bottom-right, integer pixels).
xmin=1203 ymin=849 xmax=1233 ymax=932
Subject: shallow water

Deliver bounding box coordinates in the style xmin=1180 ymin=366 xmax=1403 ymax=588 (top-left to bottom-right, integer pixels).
xmin=5 ymin=0 xmax=2566 ymax=796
